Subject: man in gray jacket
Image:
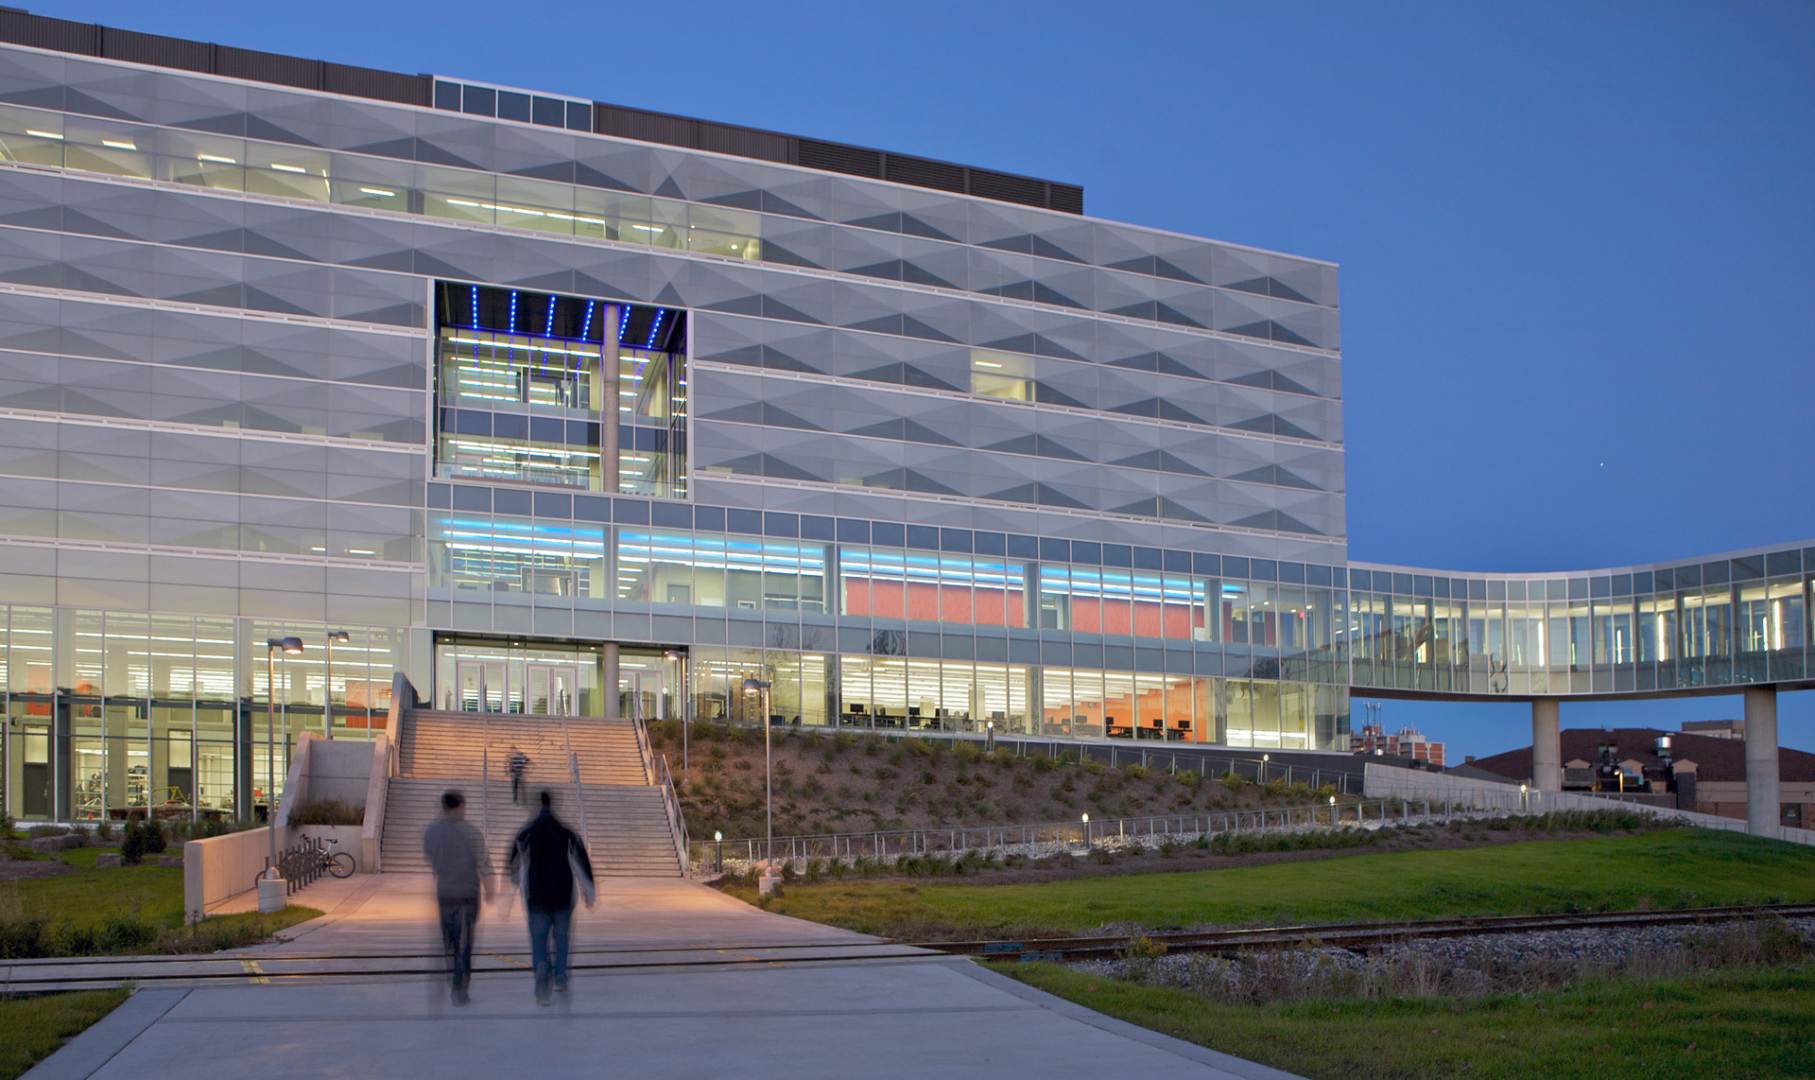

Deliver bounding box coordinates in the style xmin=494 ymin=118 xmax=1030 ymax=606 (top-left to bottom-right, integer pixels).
xmin=423 ymin=790 xmax=494 ymax=1005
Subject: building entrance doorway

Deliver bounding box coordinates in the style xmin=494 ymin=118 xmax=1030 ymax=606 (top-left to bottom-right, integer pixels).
xmin=526 ymin=663 xmax=583 ymax=716
xmin=454 ymin=659 xmax=506 ymax=713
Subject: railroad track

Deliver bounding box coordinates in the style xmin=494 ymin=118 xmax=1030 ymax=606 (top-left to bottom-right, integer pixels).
xmin=4 ymin=903 xmax=1810 ymax=988
xmin=931 ymin=902 xmax=1815 ymax=961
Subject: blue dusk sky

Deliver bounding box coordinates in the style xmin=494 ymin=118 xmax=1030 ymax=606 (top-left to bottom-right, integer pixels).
xmin=43 ymin=1 xmax=1815 ymax=758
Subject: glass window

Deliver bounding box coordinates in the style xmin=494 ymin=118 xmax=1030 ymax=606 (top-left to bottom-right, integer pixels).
xmin=970 ymin=351 xmax=1033 ymax=401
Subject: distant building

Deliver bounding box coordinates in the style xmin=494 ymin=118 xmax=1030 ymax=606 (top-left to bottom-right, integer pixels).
xmin=1457 ymin=726 xmax=1815 ymax=829
xmin=1353 ymin=723 xmax=1445 ymax=767
xmin=1681 ymin=720 xmax=1745 ymax=740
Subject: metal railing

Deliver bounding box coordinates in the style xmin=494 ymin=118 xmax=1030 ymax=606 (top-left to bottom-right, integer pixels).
xmin=480 ymin=745 xmax=493 ymax=856
xmin=654 ymin=752 xmax=689 ymax=874
xmin=568 ymin=749 xmax=591 ymax=851
xmin=626 ymin=694 xmax=656 ymax=784
xmin=690 ymin=797 xmax=1473 ymax=874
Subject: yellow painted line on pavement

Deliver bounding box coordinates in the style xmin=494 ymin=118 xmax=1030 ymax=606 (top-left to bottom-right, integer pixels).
xmin=240 ymin=959 xmax=269 ymax=985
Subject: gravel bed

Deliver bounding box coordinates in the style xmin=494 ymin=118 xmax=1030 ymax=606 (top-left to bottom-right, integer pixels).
xmin=1072 ymin=917 xmax=1815 ymax=1001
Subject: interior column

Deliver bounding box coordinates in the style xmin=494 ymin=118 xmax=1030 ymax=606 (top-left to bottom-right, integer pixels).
xmin=1531 ymin=697 xmax=1561 ymax=793
xmin=1743 ymin=685 xmax=1779 ymax=837
xmin=603 ymin=642 xmax=620 ymax=722
xmin=600 ymin=303 xmax=620 ymax=495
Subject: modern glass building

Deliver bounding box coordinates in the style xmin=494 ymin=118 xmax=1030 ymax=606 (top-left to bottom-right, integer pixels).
xmin=0 ymin=12 xmax=1808 ymax=823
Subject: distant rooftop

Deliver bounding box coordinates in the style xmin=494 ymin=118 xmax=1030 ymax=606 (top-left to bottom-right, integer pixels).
xmin=0 ymin=8 xmax=1084 ymax=214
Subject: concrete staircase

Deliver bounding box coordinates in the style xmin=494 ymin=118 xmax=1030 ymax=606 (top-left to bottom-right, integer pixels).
xmin=380 ymin=710 xmax=681 ymax=877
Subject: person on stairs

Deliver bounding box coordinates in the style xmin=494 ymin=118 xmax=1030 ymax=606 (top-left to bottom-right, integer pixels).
xmin=507 ymin=790 xmax=596 ymax=1005
xmin=508 ymin=746 xmax=530 ymax=805
xmin=422 ymin=789 xmax=495 ymax=1006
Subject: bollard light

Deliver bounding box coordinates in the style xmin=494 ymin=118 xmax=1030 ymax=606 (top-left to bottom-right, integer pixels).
xmin=743 ymin=677 xmax=773 ymax=862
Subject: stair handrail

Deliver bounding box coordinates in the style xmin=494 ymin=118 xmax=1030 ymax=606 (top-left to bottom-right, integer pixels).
xmin=569 ymin=748 xmax=591 ymax=853
xmin=480 ymin=744 xmax=492 ymax=863
xmin=627 ymin=693 xmax=655 ymax=784
xmin=655 ymin=751 xmax=690 ymax=876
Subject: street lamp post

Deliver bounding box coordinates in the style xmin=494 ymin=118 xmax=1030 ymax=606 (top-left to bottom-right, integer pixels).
xmin=324 ymin=630 xmax=348 ymax=739
xmin=742 ymin=677 xmax=772 ymax=863
xmin=262 ymin=636 xmax=303 ymax=908
xmin=1081 ymin=812 xmax=1090 ymax=849
xmin=665 ymin=649 xmax=688 ymax=775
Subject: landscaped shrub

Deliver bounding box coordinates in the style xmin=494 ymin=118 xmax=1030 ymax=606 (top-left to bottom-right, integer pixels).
xmin=119 ymin=818 xmax=146 ymax=865
xmin=142 ymin=819 xmax=167 ymax=855
xmin=287 ymin=799 xmax=365 ymax=826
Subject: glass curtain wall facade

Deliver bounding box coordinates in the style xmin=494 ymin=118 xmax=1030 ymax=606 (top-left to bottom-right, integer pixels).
xmin=0 ymin=28 xmax=1808 ymax=821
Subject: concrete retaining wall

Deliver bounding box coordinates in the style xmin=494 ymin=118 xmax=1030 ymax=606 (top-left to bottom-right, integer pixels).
xmin=1363 ymin=763 xmax=1815 ymax=846
xmin=183 ymin=827 xmax=278 ymax=923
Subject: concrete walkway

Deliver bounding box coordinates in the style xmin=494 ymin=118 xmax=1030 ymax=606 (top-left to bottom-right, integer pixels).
xmin=26 ymin=874 xmax=1294 ymax=1079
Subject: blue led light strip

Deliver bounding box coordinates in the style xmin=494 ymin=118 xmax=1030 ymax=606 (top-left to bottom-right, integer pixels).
xmin=580 ymin=300 xmax=595 ymax=342
xmin=618 ymin=304 xmax=631 ymax=344
xmin=508 ymin=290 xmax=519 ymax=333
xmin=646 ymin=308 xmax=665 ymax=349
xmin=545 ymin=294 xmax=558 ymax=335
xmin=469 ymin=284 xmax=479 ymax=329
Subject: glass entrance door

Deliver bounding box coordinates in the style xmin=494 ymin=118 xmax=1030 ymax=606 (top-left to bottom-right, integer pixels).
xmin=623 ymin=670 xmax=665 ymax=722
xmin=455 ymin=660 xmax=505 ymax=712
xmin=525 ymin=663 xmax=582 ymax=716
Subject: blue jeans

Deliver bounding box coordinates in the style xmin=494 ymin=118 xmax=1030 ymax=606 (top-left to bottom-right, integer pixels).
xmin=437 ymin=896 xmax=478 ymax=992
xmin=527 ymin=906 xmax=573 ymax=997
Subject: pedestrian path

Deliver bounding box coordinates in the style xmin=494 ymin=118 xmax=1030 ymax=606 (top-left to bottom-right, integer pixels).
xmin=25 ymin=875 xmax=1294 ymax=1079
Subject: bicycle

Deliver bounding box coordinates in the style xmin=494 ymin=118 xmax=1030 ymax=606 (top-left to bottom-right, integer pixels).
xmin=314 ymin=835 xmax=357 ymax=879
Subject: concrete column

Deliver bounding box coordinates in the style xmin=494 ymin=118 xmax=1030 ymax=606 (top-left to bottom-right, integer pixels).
xmin=1743 ymin=686 xmax=1779 ymax=837
xmin=1531 ymin=697 xmax=1561 ymax=793
xmin=603 ymin=642 xmax=620 ymax=722
xmin=600 ymin=304 xmax=620 ymax=495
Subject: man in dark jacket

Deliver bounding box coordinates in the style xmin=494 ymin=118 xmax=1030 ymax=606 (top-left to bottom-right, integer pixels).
xmin=507 ymin=790 xmax=595 ymax=1004
xmin=422 ymin=790 xmax=494 ymax=1005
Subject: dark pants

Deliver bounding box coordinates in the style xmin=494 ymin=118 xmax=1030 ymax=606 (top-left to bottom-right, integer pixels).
xmin=438 ymin=895 xmax=479 ymax=992
xmin=511 ymin=774 xmax=524 ymax=804
xmin=527 ymin=905 xmax=573 ymax=998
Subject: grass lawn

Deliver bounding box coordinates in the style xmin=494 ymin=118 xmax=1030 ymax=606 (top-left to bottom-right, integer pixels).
xmin=1002 ymin=960 xmax=1815 ymax=1079
xmin=0 ymin=989 xmax=130 ymax=1080
xmin=2 ymin=847 xmax=320 ymax=954
xmin=743 ymin=828 xmax=1815 ymax=937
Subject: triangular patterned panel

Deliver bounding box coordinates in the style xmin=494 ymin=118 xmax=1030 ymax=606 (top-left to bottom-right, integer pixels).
xmin=241 ymin=287 xmax=313 ymax=317
xmin=1029 ymin=234 xmax=1084 ymax=263
xmin=508 ymin=161 xmax=584 ymax=183
xmin=1271 ymin=468 xmax=1321 ymax=491
xmin=1228 ymin=415 xmax=1276 ymax=435
xmin=701 ymin=190 xmax=764 ymax=212
xmin=1034 ymin=483 xmax=1090 ymax=510
xmin=1030 ymin=282 xmax=1083 ymax=309
xmin=244 ymin=115 xmax=319 ymax=147
xmin=760 ymin=297 xmax=823 ymax=325
xmin=1032 ymin=382 xmax=1089 ymax=410
xmin=1269 ymin=279 xmax=1315 ymax=305
xmin=343 ymin=249 xmax=417 ymax=274
xmin=1273 ymin=417 xmax=1319 ymax=441
xmin=1155 ymin=399 xmax=1208 ymax=426
xmin=654 ymin=283 xmax=687 ymax=308
xmin=1032 ymin=335 xmax=1088 ymax=363
xmin=1269 ymin=322 xmax=1317 ymax=348
xmin=978 ymin=235 xmax=1034 ymax=255
xmin=1229 ymin=510 xmax=1279 ymax=532
xmin=900 ymin=419 xmax=961 ymax=446
xmin=1228 ymin=370 xmax=1274 ymax=390
xmin=59 ymin=209 xmax=136 ymax=241
xmin=979 ymin=332 xmax=1037 ymax=355
xmin=699 ymin=293 xmax=765 ymax=317
xmin=1223 ymin=277 xmax=1273 ymax=298
xmin=847 ymin=363 xmax=904 ymax=384
xmin=900 ymin=261 xmax=958 ymax=290
xmin=412 ymin=139 xmax=487 ymax=171
xmin=847 ymin=419 xmax=906 ymax=440
xmin=574 ymin=163 xmax=636 ymax=192
xmin=984 ymin=481 xmax=1039 ymax=504
xmin=1155 ymin=353 xmax=1197 ymax=378
xmin=863 ymin=467 xmax=906 ymax=488
xmin=849 ymin=212 xmax=903 ymax=233
xmin=1109 ymin=448 xmax=1159 ymax=470
xmin=411 ymin=250 xmax=488 ymax=282
xmin=757 ymin=348 xmax=818 ymax=374
xmin=901 ymin=367 xmax=964 ymax=394
xmin=903 ymin=469 xmax=962 ymax=496
xmin=714 ymin=451 xmax=767 ymax=475
xmin=1154 ymin=451 xmax=1211 ymax=477
xmin=241 ymin=234 xmax=317 ymax=263
xmin=980 ymin=433 xmax=1038 ymax=455
xmin=1154 ymin=303 xmax=1205 ymax=329
xmin=1152 ymin=257 xmax=1204 ymax=284
xmin=847 ymin=314 xmax=905 ymax=336
xmin=1111 ymin=495 xmax=1161 ymax=517
xmin=1106 ymin=399 xmax=1162 ymax=421
xmin=1272 ymin=371 xmax=1318 ymax=397
xmin=1108 ymin=301 xmax=1158 ymax=320
xmin=348 ymin=302 xmax=420 ymax=328
xmin=1108 ymin=256 xmax=1156 ymax=276
xmin=653 ymin=177 xmax=687 ymax=201
xmin=900 ymin=214 xmax=959 ymax=243
xmin=164 ymin=228 xmax=246 ymax=253
xmin=761 ymin=453 xmax=825 ymax=483
xmin=900 ymin=315 xmax=959 ymax=343
xmin=759 ymin=193 xmax=820 ymax=221
xmin=341 ymin=137 xmax=417 ymax=159
xmin=1230 ymin=466 xmax=1277 ymax=486
xmin=761 ymin=405 xmax=823 ymax=431
xmin=698 ymin=400 xmax=768 ymax=425
xmin=1107 ymin=352 xmax=1158 ymax=371
xmin=0 ymin=84 xmax=70 ymax=112
xmin=847 ymin=259 xmax=903 ymax=280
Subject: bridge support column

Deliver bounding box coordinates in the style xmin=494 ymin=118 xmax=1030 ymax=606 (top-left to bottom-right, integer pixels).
xmin=603 ymin=642 xmax=620 ymax=721
xmin=1531 ymin=698 xmax=1561 ymax=793
xmin=1744 ymin=686 xmax=1779 ymax=837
